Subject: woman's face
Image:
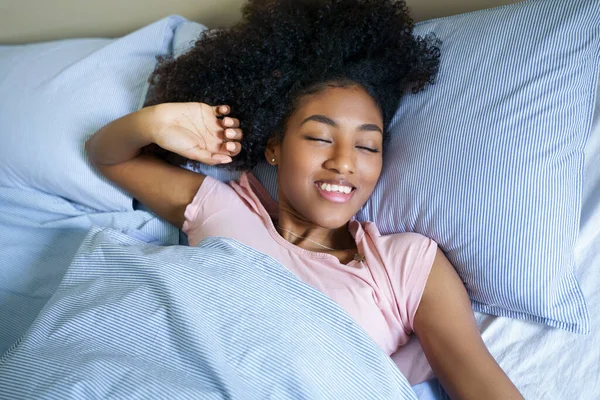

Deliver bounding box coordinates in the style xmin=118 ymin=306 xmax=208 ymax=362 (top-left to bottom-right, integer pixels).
xmin=266 ymin=85 xmax=384 ymax=229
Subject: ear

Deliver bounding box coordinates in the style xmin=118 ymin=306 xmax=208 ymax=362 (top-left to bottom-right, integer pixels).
xmin=264 ymin=135 xmax=281 ymax=166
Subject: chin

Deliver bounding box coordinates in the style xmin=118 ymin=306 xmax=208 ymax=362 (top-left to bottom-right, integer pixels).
xmin=311 ymin=212 xmax=354 ymax=229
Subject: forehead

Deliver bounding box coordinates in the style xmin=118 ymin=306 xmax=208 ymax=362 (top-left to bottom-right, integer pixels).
xmin=291 ymin=86 xmax=383 ymax=125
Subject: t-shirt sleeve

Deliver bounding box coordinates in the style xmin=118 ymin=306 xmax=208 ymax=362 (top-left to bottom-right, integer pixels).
xmin=385 ymin=233 xmax=438 ymax=333
xmin=181 ymin=175 xmax=253 ymax=246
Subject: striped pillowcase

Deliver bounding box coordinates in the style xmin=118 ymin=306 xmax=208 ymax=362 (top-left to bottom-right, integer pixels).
xmin=356 ymin=0 xmax=599 ymax=333
xmin=188 ymin=0 xmax=599 ymax=333
xmin=0 ymin=16 xmax=185 ymax=212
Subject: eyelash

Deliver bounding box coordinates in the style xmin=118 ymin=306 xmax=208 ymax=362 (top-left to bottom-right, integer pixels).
xmin=305 ymin=136 xmax=380 ymax=153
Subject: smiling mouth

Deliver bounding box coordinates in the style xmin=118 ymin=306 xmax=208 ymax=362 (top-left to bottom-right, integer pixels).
xmin=314 ymin=181 xmax=356 ymax=194
xmin=314 ymin=181 xmax=356 ymax=203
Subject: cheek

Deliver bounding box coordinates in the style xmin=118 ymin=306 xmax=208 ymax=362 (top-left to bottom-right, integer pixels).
xmin=360 ymin=155 xmax=383 ymax=183
xmin=280 ymin=140 xmax=321 ymax=174
xmin=355 ymin=158 xmax=382 ymax=201
xmin=277 ymin=144 xmax=318 ymax=196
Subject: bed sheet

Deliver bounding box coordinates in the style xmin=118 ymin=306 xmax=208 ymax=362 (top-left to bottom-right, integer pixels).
xmin=0 ymin=187 xmax=179 ymax=356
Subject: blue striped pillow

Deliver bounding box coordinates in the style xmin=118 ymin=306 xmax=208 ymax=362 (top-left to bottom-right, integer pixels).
xmin=183 ymin=0 xmax=599 ymax=333
xmin=356 ymin=0 xmax=599 ymax=333
xmin=0 ymin=16 xmax=185 ymax=212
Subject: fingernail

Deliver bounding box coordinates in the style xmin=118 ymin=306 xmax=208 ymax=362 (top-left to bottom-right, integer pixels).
xmin=221 ymin=157 xmax=232 ymax=163
xmin=226 ymin=129 xmax=235 ymax=138
xmin=226 ymin=142 xmax=236 ymax=151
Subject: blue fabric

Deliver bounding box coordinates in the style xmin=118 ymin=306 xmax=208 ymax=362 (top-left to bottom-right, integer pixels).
xmin=186 ymin=0 xmax=598 ymax=333
xmin=0 ymin=229 xmax=417 ymax=399
xmin=411 ymin=380 xmax=450 ymax=400
xmin=0 ymin=15 xmax=185 ymax=212
xmin=0 ymin=186 xmax=179 ymax=356
xmin=360 ymin=0 xmax=598 ymax=334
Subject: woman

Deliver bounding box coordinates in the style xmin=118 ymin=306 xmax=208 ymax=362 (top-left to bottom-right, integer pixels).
xmin=86 ymin=0 xmax=523 ymax=398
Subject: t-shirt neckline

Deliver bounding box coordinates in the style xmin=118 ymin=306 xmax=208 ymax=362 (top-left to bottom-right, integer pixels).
xmin=240 ymin=172 xmax=365 ymax=267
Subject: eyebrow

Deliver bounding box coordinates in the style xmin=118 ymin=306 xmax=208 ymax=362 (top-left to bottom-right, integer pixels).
xmin=300 ymin=114 xmax=383 ymax=134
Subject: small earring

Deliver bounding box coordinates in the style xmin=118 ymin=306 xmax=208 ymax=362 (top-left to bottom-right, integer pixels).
xmin=271 ymin=158 xmax=276 ymax=164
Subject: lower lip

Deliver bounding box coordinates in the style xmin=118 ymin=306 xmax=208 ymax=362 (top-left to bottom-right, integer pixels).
xmin=315 ymin=184 xmax=355 ymax=203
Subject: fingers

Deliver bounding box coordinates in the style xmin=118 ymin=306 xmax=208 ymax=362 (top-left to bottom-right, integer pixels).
xmin=221 ymin=141 xmax=242 ymax=156
xmin=211 ymin=154 xmax=233 ymax=164
xmin=214 ymin=105 xmax=230 ymax=116
xmin=224 ymin=128 xmax=243 ymax=141
xmin=190 ymin=147 xmax=232 ymax=165
xmin=212 ymin=104 xmax=239 ymax=128
xmin=221 ymin=117 xmax=240 ymax=128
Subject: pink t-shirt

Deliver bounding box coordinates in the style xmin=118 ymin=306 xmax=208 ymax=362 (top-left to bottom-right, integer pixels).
xmin=183 ymin=172 xmax=437 ymax=383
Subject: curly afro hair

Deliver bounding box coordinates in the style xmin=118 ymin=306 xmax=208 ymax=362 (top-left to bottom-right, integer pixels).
xmin=145 ymin=0 xmax=440 ymax=170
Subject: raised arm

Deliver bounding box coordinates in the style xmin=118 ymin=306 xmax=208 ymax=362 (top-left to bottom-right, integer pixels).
xmin=85 ymin=103 xmax=243 ymax=228
xmin=413 ymin=250 xmax=524 ymax=400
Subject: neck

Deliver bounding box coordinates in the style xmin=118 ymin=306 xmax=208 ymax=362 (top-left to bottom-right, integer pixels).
xmin=276 ymin=212 xmax=355 ymax=253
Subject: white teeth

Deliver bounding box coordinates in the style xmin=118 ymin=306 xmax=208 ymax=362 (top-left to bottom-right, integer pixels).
xmin=318 ymin=182 xmax=353 ymax=194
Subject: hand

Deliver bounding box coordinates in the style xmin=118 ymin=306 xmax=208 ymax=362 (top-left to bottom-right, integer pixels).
xmin=152 ymin=102 xmax=243 ymax=165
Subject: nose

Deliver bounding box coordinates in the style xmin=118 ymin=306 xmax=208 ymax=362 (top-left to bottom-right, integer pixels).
xmin=323 ymin=143 xmax=356 ymax=175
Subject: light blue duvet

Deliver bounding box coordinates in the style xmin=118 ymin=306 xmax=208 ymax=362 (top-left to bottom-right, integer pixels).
xmin=0 ymin=227 xmax=419 ymax=399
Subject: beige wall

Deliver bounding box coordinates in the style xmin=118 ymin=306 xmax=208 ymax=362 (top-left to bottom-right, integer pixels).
xmin=0 ymin=0 xmax=521 ymax=44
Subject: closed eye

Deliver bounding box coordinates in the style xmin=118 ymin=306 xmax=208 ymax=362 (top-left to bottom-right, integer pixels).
xmin=356 ymin=146 xmax=379 ymax=153
xmin=305 ymin=136 xmax=332 ymax=143
xmin=305 ymin=136 xmax=379 ymax=152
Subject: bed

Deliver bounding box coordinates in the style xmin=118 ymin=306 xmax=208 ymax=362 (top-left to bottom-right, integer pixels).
xmin=0 ymin=0 xmax=598 ymax=399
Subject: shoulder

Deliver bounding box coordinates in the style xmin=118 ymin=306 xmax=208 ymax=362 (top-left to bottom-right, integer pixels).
xmin=183 ymin=173 xmax=274 ymax=247
xmin=189 ymin=174 xmax=242 ymax=210
xmin=360 ymin=221 xmax=431 ymax=242
xmin=361 ymin=223 xmax=441 ymax=333
xmin=183 ymin=172 xmax=260 ymax=232
xmin=187 ymin=172 xmax=261 ymax=210
xmin=361 ymin=222 xmax=438 ymax=262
